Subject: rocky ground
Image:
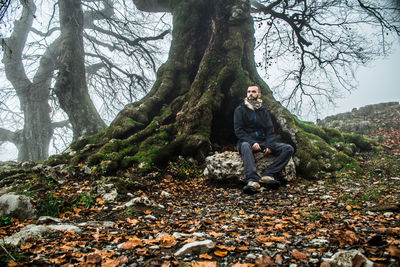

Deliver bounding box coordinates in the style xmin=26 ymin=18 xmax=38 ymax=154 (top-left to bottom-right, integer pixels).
xmin=0 ymin=102 xmax=399 ymax=266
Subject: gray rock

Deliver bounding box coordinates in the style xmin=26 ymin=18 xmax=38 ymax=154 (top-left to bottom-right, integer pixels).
xmin=47 ymin=224 xmax=81 ymax=233
xmin=204 ymin=151 xmax=296 ymax=182
xmin=245 ymin=253 xmax=257 ymax=260
xmin=324 ymin=250 xmax=374 ymax=267
xmin=174 ymin=240 xmax=215 ymax=257
xmin=5 ymin=224 xmax=81 ymax=246
xmin=383 ymin=212 xmax=394 ymax=218
xmin=161 ymin=191 xmax=171 ymax=198
xmin=0 ymin=194 xmax=37 ymax=220
xmin=125 ymin=197 xmax=152 ymax=207
xmin=37 ymin=216 xmax=63 ymax=224
xmin=310 ymin=238 xmax=330 ymax=247
xmin=97 ymin=184 xmax=118 ymax=203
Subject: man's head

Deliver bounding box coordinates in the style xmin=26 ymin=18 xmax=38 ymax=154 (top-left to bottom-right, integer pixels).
xmin=247 ymin=85 xmax=261 ymax=100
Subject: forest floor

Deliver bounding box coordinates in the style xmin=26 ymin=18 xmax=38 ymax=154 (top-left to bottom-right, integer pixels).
xmin=1 ymin=112 xmax=400 ymax=266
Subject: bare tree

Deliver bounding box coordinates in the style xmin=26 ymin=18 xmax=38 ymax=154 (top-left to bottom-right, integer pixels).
xmin=0 ymin=0 xmax=170 ymax=161
xmin=252 ymin=0 xmax=400 ymax=117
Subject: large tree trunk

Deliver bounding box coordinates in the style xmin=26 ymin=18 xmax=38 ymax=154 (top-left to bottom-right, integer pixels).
xmin=1 ymin=0 xmax=53 ymax=161
xmin=55 ymin=0 xmax=106 ymax=140
xmin=65 ymin=0 xmax=366 ymax=178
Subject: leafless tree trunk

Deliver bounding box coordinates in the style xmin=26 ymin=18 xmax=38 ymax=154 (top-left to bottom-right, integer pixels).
xmin=1 ymin=0 xmax=54 ymax=161
xmin=54 ymin=0 xmax=106 ymax=140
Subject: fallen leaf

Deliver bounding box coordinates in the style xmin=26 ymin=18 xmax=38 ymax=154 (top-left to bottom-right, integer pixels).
xmin=50 ymin=257 xmax=66 ymax=264
xmin=191 ymin=261 xmax=217 ymax=267
xmin=210 ymin=231 xmax=223 ymax=237
xmin=232 ymin=264 xmax=255 ymax=267
xmin=292 ymin=249 xmax=308 ymax=260
xmin=199 ymin=253 xmax=213 ymax=260
xmin=236 ymin=246 xmax=249 ymax=251
xmin=86 ymin=253 xmax=102 ymax=264
xmin=387 ymin=245 xmax=400 ymax=258
xmin=126 ymin=218 xmax=139 ymax=225
xmin=255 ymin=254 xmax=274 ymax=266
xmin=336 ymin=230 xmax=359 ymax=245
xmin=217 ymin=245 xmax=235 ymax=251
xmin=214 ymin=250 xmax=228 ymax=257
xmin=96 ymin=197 xmax=104 ymax=205
xmin=119 ymin=237 xmax=143 ymax=249
xmin=275 ymin=254 xmax=283 ymax=265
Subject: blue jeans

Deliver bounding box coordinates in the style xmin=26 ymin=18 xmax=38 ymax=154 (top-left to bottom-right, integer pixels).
xmin=238 ymin=142 xmax=294 ymax=182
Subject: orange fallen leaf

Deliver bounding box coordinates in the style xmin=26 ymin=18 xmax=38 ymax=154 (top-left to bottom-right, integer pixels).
xmin=120 ymin=237 xmax=143 ymax=249
xmin=214 ymin=250 xmax=228 ymax=257
xmin=388 ymin=245 xmax=400 ymax=258
xmin=199 ymin=253 xmax=213 ymax=260
xmin=292 ymin=249 xmax=308 ymax=260
xmin=275 ymin=254 xmax=283 ymax=265
xmin=237 ymin=246 xmax=249 ymax=251
xmin=102 ymin=256 xmax=129 ymax=267
xmin=232 ymin=264 xmax=255 ymax=267
xmin=268 ymin=236 xmax=287 ymax=242
xmin=210 ymin=231 xmax=223 ymax=237
xmin=217 ymin=245 xmax=235 ymax=251
xmin=50 ymin=257 xmax=67 ymax=264
xmin=96 ymin=197 xmax=104 ymax=205
xmin=192 ymin=261 xmax=217 ymax=267
xmin=136 ymin=247 xmax=149 ymax=255
xmin=255 ymin=254 xmax=274 ymax=266
xmin=126 ymin=218 xmax=139 ymax=225
xmin=144 ymin=210 xmax=152 ymax=214
xmin=86 ymin=253 xmax=102 ymax=264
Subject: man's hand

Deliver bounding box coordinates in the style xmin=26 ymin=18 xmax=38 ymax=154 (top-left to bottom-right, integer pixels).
xmin=252 ymin=143 xmax=261 ymax=151
xmin=263 ymin=147 xmax=272 ymax=155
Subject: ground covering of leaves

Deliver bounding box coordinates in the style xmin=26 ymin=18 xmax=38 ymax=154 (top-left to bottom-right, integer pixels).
xmin=1 ymin=105 xmax=400 ymax=266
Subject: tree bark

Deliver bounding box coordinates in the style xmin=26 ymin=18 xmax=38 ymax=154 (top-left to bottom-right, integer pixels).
xmin=1 ymin=0 xmax=54 ymax=161
xmin=66 ymin=0 xmax=369 ymax=178
xmin=55 ymin=0 xmax=106 ymax=140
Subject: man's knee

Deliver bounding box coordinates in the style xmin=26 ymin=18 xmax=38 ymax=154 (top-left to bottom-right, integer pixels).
xmin=278 ymin=143 xmax=294 ymax=157
xmin=239 ymin=142 xmax=252 ymax=153
xmin=286 ymin=144 xmax=294 ymax=155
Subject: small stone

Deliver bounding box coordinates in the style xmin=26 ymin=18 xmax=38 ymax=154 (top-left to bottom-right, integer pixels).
xmin=145 ymin=215 xmax=156 ymax=220
xmin=325 ymin=250 xmax=373 ymax=267
xmin=174 ymin=240 xmax=215 ymax=257
xmin=37 ymin=216 xmax=62 ymax=224
xmin=246 ymin=253 xmax=257 ymax=260
xmin=310 ymin=238 xmax=329 ymax=247
xmin=383 ymin=212 xmax=394 ymax=218
xmin=160 ymin=191 xmax=171 ymax=198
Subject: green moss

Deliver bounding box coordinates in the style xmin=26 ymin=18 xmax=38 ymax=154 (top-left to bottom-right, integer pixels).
xmin=324 ymin=127 xmax=344 ymax=143
xmin=70 ymin=137 xmax=88 ymax=151
xmin=296 ymin=119 xmax=329 ymax=142
xmin=87 ymin=153 xmax=104 ymax=165
xmin=343 ymin=133 xmax=373 ymax=151
xmin=46 ymin=153 xmax=70 ymax=166
xmin=121 ymin=156 xmax=136 ymax=169
xmin=99 ymin=139 xmax=121 ymax=154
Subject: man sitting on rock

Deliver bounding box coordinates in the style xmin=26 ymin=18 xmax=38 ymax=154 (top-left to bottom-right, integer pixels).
xmin=234 ymin=85 xmax=294 ymax=194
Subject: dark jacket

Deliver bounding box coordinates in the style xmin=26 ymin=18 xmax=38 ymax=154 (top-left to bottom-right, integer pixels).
xmin=234 ymin=101 xmax=275 ymax=150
